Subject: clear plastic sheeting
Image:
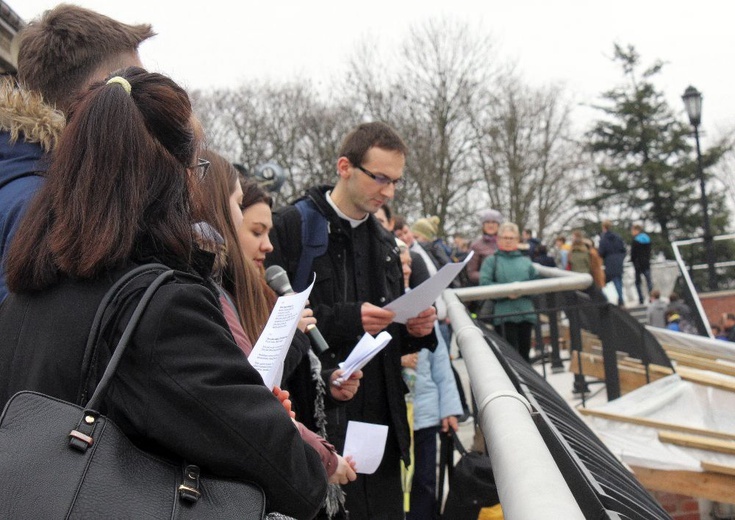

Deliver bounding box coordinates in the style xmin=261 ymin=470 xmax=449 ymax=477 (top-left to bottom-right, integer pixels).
xmin=647 ymin=326 xmax=735 ymax=360
xmin=585 ymin=374 xmax=735 ymax=471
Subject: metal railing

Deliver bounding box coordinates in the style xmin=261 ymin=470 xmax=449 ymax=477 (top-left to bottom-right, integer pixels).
xmin=442 ymin=266 xmax=591 ymax=519
xmin=671 ymin=233 xmax=735 ymax=337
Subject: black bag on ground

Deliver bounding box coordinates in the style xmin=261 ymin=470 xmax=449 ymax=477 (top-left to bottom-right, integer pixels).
xmin=439 ymin=432 xmax=500 ymax=520
xmin=0 ymin=265 xmax=266 ymax=519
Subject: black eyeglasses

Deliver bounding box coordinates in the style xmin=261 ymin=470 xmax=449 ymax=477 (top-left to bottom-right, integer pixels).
xmin=356 ymin=165 xmax=402 ymax=186
xmin=190 ymin=158 xmax=210 ymax=181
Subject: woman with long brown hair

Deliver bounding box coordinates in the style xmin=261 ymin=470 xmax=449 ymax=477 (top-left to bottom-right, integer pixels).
xmin=196 ymin=150 xmax=358 ymax=488
xmin=235 ymin=173 xmax=364 ymax=518
xmin=0 ymin=67 xmax=326 ymax=518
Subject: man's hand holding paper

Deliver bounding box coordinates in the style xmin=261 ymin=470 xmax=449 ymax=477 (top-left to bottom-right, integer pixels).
xmin=384 ymin=251 xmax=473 ymax=324
xmin=406 ymin=306 xmax=437 ymax=338
xmin=361 ymin=302 xmax=395 ymax=335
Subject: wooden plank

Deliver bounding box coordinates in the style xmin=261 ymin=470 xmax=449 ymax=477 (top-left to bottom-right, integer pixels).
xmin=667 ymin=340 xmax=735 ymax=361
xmin=701 ymin=461 xmax=735 ymax=477
xmin=581 ymin=330 xmax=600 ymax=354
xmin=578 ymin=408 xmax=735 ymax=442
xmin=648 ymin=364 xmax=676 ymax=376
xmin=666 ymin=351 xmax=735 ymax=377
xmin=630 ymin=465 xmax=735 ymax=503
xmin=569 ymin=352 xmax=671 ymax=394
xmin=658 ymin=431 xmax=735 ymax=456
xmin=661 ymin=342 xmax=723 ymax=361
xmin=675 ymin=366 xmax=735 ymax=392
xmin=646 ymin=362 xmax=735 ymax=392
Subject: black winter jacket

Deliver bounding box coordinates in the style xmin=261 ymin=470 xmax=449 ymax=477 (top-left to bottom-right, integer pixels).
xmin=598 ymin=231 xmax=627 ymax=279
xmin=265 ymin=185 xmax=436 ymax=465
xmin=0 ymin=262 xmax=327 ymax=519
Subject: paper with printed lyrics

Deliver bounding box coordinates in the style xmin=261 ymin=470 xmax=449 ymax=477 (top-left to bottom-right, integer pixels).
xmin=249 ymin=277 xmax=314 ymax=390
xmin=336 ymin=331 xmax=392 ymax=383
xmin=384 ymin=250 xmax=474 ymax=323
xmin=343 ymin=421 xmax=389 ymax=474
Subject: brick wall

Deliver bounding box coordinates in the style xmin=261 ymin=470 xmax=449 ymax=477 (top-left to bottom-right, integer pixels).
xmin=650 ymin=490 xmax=702 ymax=519
xmin=700 ymin=291 xmax=735 ymax=327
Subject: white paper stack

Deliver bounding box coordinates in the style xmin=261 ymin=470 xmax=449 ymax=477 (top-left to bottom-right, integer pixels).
xmin=337 ymin=331 xmax=393 ymax=381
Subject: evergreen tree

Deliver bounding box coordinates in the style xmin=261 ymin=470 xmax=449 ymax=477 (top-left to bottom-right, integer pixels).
xmin=582 ymin=44 xmax=730 ymax=257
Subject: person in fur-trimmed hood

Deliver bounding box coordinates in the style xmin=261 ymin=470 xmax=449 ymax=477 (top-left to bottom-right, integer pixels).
xmin=0 ymin=79 xmax=64 ymax=302
xmin=0 ymin=4 xmax=154 ymax=302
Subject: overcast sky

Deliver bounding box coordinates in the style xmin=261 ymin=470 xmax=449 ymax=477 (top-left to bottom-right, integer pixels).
xmin=12 ymin=0 xmax=735 ymax=144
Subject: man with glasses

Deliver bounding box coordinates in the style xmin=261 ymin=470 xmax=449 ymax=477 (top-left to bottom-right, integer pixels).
xmin=266 ymin=122 xmax=437 ymax=520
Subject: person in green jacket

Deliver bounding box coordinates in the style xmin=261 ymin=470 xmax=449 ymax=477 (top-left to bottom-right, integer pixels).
xmin=479 ymin=222 xmax=538 ymax=361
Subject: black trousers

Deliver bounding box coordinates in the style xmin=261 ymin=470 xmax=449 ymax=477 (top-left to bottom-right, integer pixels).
xmin=406 ymin=426 xmax=440 ymax=520
xmin=499 ymin=321 xmax=534 ymax=361
xmin=342 ymin=431 xmax=404 ymax=520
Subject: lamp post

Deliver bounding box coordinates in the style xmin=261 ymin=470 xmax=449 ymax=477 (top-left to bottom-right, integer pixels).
xmin=682 ymin=85 xmax=717 ymax=292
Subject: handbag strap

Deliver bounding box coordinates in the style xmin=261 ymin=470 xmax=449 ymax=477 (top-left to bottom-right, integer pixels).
xmin=436 ymin=431 xmax=453 ymax=516
xmin=69 ymin=266 xmax=174 ymax=452
xmin=86 ymin=267 xmax=174 ymax=410
xmin=451 ymin=430 xmax=469 ymax=456
xmin=78 ymin=263 xmax=170 ymax=404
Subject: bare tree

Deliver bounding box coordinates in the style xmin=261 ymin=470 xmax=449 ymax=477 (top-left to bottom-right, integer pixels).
xmin=193 ymin=18 xmax=583 ymax=241
xmin=473 ymin=77 xmax=584 ymax=241
xmin=344 ymin=18 xmax=503 ymax=235
xmin=194 ymin=81 xmax=359 ymax=206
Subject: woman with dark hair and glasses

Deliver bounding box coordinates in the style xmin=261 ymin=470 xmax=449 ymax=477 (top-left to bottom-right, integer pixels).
xmin=0 ymin=67 xmax=327 ymax=519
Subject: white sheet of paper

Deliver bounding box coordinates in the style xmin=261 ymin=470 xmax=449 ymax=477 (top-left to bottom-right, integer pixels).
xmin=342 ymin=421 xmax=389 ymax=475
xmin=384 ymin=250 xmax=474 ymax=323
xmin=248 ymin=277 xmax=314 ymax=389
xmin=337 ymin=331 xmax=392 ymax=381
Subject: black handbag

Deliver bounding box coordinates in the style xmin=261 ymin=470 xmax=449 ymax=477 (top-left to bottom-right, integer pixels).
xmin=438 ymin=432 xmax=500 ymax=519
xmin=0 ymin=264 xmax=266 ymax=519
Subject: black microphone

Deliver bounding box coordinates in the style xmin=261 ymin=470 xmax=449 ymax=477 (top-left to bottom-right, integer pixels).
xmin=265 ymin=265 xmax=330 ymax=355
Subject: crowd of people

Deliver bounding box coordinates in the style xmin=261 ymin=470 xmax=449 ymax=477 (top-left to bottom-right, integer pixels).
xmin=0 ymin=6 xmax=465 ymax=519
xmin=5 ymin=5 xmax=735 ymax=520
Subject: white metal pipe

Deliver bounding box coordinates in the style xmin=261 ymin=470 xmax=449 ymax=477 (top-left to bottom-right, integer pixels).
xmin=452 ymin=264 xmax=593 ymax=303
xmin=444 ymin=287 xmax=585 ymax=519
xmin=670 ymin=241 xmax=713 ymax=339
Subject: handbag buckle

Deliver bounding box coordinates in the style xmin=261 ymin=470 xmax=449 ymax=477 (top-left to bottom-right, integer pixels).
xmin=178 ymin=465 xmax=202 ymax=503
xmin=69 ymin=413 xmax=98 ymax=452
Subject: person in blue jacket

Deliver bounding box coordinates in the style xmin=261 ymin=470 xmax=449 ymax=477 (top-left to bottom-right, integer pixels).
xmin=598 ymin=220 xmax=627 ymax=306
xmin=397 ymin=240 xmax=461 ymax=520
xmin=630 ymin=223 xmax=653 ymax=304
xmin=0 ymin=5 xmax=153 ymax=302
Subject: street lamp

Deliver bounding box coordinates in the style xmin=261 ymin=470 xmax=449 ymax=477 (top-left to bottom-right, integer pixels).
xmin=682 ymin=85 xmax=717 ymax=292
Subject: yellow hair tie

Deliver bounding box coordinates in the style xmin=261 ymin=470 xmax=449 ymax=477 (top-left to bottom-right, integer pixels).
xmin=106 ymin=76 xmax=131 ymax=94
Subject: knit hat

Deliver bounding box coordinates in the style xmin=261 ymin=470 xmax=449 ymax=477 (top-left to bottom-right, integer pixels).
xmin=412 ymin=216 xmax=440 ymax=241
xmin=477 ymin=209 xmax=503 ymax=225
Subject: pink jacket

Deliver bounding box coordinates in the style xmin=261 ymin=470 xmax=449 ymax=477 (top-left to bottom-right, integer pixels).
xmin=467 ymin=234 xmax=498 ymax=284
